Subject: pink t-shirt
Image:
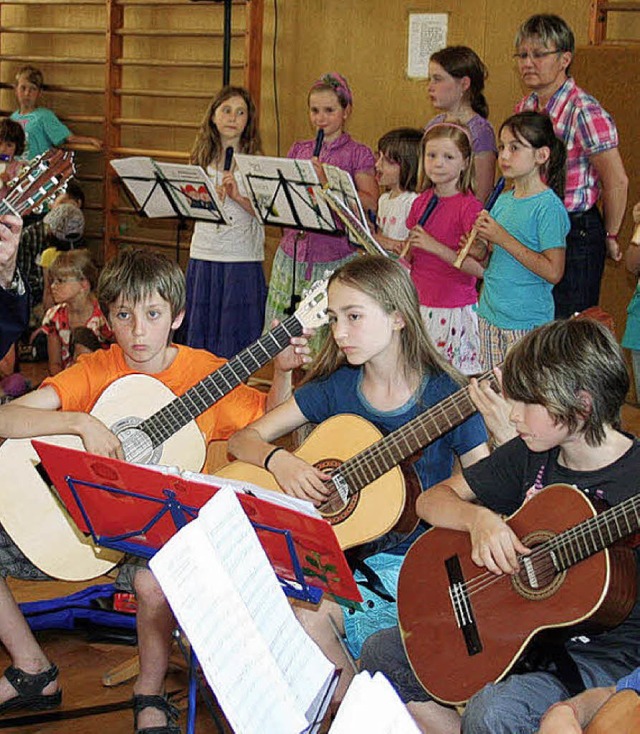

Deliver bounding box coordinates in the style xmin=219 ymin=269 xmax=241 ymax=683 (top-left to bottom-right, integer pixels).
xmin=407 ymin=189 xmax=482 ymax=308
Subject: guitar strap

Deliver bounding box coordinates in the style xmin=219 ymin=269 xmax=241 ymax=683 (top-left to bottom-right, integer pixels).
xmin=517 ymin=631 xmax=586 ymax=697
xmin=344 ymin=547 xmax=395 ymax=603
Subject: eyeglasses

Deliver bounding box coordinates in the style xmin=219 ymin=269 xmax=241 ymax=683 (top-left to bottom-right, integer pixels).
xmin=513 ymin=49 xmax=562 ymax=62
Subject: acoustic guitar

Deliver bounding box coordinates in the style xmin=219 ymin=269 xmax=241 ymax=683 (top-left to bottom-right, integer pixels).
xmin=398 ymin=483 xmax=639 ymax=705
xmin=218 ymin=370 xmax=497 ymax=549
xmin=585 ymin=688 xmax=640 ymax=734
xmin=0 ymin=280 xmax=328 ymax=581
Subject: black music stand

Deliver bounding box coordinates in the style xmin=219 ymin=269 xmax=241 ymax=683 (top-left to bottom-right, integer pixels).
xmin=110 ymin=157 xmax=228 ymax=262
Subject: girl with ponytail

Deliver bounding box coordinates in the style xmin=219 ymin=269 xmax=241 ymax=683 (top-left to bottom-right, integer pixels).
xmin=426 ymin=46 xmax=497 ymax=201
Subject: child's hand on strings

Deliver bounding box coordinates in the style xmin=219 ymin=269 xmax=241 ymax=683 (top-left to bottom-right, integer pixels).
xmin=77 ymin=414 xmax=125 ymax=460
xmin=633 ymin=201 xmax=640 ymax=225
xmin=271 ymin=320 xmax=314 ymax=372
xmin=266 ymin=450 xmax=332 ymax=504
xmin=469 ymin=368 xmax=517 ymax=447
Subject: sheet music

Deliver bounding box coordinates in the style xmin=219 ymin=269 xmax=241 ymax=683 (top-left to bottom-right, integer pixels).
xmin=150 ymin=487 xmax=335 ymax=734
xmin=110 ymin=157 xmax=228 ymax=223
xmin=234 ymin=154 xmax=337 ymax=231
xmin=322 ymin=165 xmax=369 ymax=230
xmin=329 ymin=672 xmax=420 ymax=733
xmin=180 ymin=470 xmax=322 ymax=518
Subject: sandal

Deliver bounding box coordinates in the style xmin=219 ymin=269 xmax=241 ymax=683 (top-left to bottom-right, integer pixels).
xmin=0 ymin=663 xmax=62 ymax=714
xmin=133 ymin=693 xmax=181 ymax=734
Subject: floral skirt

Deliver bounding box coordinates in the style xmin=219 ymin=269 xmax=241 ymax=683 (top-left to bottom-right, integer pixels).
xmin=419 ymin=303 xmax=481 ymax=375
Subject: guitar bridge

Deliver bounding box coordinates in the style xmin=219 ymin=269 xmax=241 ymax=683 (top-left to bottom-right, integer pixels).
xmin=446 ymin=554 xmax=483 ymax=657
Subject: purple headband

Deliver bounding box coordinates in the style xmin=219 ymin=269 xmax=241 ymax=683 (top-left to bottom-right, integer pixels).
xmin=310 ymin=72 xmax=353 ymax=107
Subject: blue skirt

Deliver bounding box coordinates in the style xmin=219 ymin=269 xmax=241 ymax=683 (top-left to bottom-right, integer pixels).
xmin=184 ymin=259 xmax=267 ymax=359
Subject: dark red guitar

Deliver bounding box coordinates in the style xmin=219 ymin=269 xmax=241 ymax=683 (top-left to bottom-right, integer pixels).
xmin=398 ymin=484 xmax=639 ymax=705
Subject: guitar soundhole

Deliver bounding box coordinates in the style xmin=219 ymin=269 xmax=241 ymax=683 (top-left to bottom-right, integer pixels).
xmin=512 ymin=530 xmax=566 ymax=602
xmin=110 ymin=417 xmax=162 ymax=465
xmin=316 ymin=459 xmax=359 ymax=523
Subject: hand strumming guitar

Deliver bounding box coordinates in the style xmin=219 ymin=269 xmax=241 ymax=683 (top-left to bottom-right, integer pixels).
xmin=265 ymin=448 xmax=332 ymax=505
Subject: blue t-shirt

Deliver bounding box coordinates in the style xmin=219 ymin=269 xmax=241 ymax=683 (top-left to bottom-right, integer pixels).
xmin=11 ymin=107 xmax=71 ymax=159
xmin=294 ymin=365 xmax=488 ymax=493
xmin=478 ymin=188 xmax=570 ymax=330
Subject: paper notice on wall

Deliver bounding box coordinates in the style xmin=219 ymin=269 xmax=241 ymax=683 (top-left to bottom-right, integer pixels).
xmin=407 ymin=13 xmax=448 ymax=79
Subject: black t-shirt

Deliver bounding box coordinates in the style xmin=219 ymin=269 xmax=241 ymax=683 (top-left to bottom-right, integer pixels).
xmin=463 ymin=434 xmax=640 ymax=631
xmin=463 ymin=434 xmax=640 ymax=516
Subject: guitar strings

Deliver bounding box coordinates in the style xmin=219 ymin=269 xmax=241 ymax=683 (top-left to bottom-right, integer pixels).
xmin=454 ymin=494 xmax=640 ymax=603
xmin=320 ymin=372 xmax=496 ymax=504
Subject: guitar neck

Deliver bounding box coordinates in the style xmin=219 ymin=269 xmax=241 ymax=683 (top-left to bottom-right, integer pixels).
xmin=336 ymin=370 xmax=497 ymax=492
xmin=552 ymin=493 xmax=640 ymax=571
xmin=138 ymin=316 xmax=303 ymax=447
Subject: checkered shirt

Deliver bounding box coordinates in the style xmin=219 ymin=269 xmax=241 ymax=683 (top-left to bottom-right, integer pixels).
xmin=516 ymin=77 xmax=619 ymax=212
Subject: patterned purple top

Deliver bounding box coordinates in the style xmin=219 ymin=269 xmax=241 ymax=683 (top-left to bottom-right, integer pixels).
xmin=425 ymin=113 xmax=497 ymax=154
xmin=279 ymin=133 xmax=375 ymax=267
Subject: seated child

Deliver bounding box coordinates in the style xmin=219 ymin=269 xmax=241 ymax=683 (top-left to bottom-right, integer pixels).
xmin=41 ymin=250 xmax=112 ymax=375
xmin=0 ymin=248 xmax=310 ymax=731
xmin=361 ymin=318 xmax=640 ymax=734
xmin=39 ymin=202 xmax=85 ymax=312
xmin=10 ymin=66 xmax=102 ymax=159
xmin=18 ymin=179 xmax=85 ymax=317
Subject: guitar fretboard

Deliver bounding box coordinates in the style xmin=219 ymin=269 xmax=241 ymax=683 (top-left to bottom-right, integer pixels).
xmin=331 ymin=370 xmax=497 ymax=495
xmin=550 ymin=493 xmax=640 ymax=571
xmin=138 ymin=317 xmax=303 ymax=447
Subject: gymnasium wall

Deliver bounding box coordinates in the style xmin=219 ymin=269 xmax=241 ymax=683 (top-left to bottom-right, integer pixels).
xmin=0 ymin=1 xmax=637 ymax=346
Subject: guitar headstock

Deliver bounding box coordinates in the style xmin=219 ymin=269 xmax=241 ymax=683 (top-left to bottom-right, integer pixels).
xmin=294 ymin=278 xmax=329 ymax=329
xmin=1 ymin=149 xmax=76 ymax=219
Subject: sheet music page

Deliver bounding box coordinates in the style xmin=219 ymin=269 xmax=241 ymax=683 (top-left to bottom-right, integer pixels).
xmin=111 ymin=157 xmax=175 ymax=218
xmin=150 ymin=487 xmax=334 ymax=734
xmin=110 ymin=157 xmax=229 ymax=223
xmin=197 ymin=489 xmax=335 ymax=715
xmin=182 ymin=470 xmax=321 ymax=518
xmin=234 ymin=154 xmax=336 ymax=231
xmin=153 ymin=161 xmax=229 ymax=224
xmin=329 ymin=672 xmax=420 ymax=733
xmin=322 ymin=165 xmax=369 ymax=230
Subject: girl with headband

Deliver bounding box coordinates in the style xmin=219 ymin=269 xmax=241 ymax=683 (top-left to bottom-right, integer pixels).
xmin=404 ymin=122 xmax=485 ymax=375
xmin=425 ymin=46 xmax=497 ymax=202
xmin=263 ymin=72 xmax=378 ymax=352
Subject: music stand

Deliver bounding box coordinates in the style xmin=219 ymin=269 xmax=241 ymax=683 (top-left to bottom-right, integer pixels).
xmin=33 ymin=440 xmax=359 ymax=734
xmin=110 ymin=157 xmax=229 ymax=262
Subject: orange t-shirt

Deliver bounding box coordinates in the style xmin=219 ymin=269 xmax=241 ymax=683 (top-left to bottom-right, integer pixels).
xmin=41 ymin=343 xmax=267 ymax=444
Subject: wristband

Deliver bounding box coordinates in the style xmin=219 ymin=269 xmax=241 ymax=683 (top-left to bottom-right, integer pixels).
xmin=606 ymin=232 xmax=619 ymax=240
xmin=264 ymin=446 xmax=285 ymax=471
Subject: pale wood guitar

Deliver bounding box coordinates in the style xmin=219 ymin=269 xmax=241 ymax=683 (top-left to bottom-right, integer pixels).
xmin=398 ymin=483 xmax=639 ymax=705
xmin=0 ymin=281 xmax=328 ymax=581
xmin=218 ymin=371 xmax=497 ymax=549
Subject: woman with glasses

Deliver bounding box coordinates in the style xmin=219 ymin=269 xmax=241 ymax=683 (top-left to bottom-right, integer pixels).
xmin=514 ymin=14 xmax=628 ymax=319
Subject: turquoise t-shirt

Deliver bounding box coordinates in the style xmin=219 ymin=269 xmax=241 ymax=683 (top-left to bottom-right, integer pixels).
xmin=622 ymin=281 xmax=640 ymax=350
xmin=478 ymin=188 xmax=569 ymax=330
xmin=10 ymin=107 xmax=71 ymax=159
